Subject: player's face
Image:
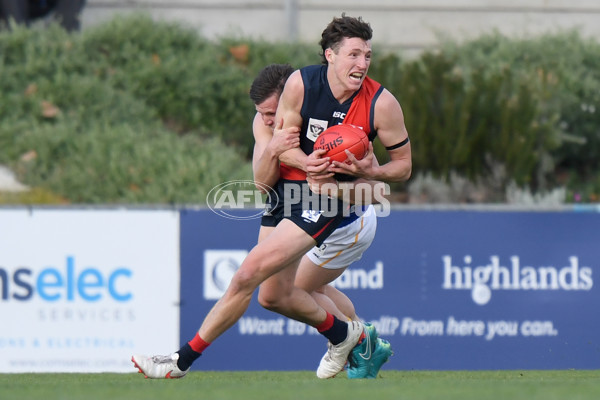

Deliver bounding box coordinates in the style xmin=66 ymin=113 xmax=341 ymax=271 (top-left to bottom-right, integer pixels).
xmin=255 ymin=93 xmax=280 ymax=128
xmin=328 ymin=37 xmax=372 ymax=92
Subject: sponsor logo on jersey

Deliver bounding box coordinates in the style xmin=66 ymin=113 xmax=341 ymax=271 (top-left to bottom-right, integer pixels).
xmin=332 ymin=111 xmax=346 ymax=120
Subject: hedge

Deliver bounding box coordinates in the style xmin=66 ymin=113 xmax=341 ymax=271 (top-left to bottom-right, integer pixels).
xmin=1 ymin=15 xmax=599 ymax=204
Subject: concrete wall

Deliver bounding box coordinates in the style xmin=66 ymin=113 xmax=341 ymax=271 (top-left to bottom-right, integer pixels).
xmin=82 ymin=1 xmax=600 ymax=55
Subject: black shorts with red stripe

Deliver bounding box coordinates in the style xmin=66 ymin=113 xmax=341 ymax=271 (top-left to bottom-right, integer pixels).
xmin=260 ymin=179 xmax=347 ymax=246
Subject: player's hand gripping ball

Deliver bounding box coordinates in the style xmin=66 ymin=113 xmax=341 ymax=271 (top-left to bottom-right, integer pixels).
xmin=313 ymin=124 xmax=369 ymax=164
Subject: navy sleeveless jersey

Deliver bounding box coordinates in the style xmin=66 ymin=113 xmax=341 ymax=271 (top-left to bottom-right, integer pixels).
xmin=280 ymin=64 xmax=384 ymax=180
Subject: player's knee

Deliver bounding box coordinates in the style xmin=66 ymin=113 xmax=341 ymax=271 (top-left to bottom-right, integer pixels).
xmin=257 ymin=290 xmax=285 ymax=312
xmin=228 ymin=267 xmax=260 ymax=297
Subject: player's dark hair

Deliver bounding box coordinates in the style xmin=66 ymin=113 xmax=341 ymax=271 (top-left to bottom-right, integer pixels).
xmin=249 ymin=64 xmax=295 ymax=105
xmin=319 ymin=13 xmax=373 ymax=64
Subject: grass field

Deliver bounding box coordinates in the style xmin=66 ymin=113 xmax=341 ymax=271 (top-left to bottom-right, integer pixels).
xmin=1 ymin=370 xmax=599 ymax=400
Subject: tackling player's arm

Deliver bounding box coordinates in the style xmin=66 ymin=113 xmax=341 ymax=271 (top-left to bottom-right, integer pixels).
xmin=252 ymin=113 xmax=300 ymax=192
xmin=330 ymin=89 xmax=412 ymax=183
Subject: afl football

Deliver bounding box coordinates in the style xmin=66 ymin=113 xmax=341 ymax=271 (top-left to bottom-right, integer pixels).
xmin=313 ymin=124 xmax=369 ymax=164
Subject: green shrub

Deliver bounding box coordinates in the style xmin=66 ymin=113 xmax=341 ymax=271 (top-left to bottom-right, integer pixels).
xmin=1 ymin=15 xmax=599 ymax=204
xmin=368 ymin=31 xmax=600 ymax=200
xmin=9 ymin=120 xmax=251 ymax=204
xmin=0 ymin=18 xmax=252 ymax=204
xmin=78 ymin=15 xmax=251 ymax=137
xmin=440 ymin=30 xmax=600 ymax=186
xmin=392 ymin=51 xmax=556 ymax=189
xmin=75 ymin=16 xmax=321 ymax=156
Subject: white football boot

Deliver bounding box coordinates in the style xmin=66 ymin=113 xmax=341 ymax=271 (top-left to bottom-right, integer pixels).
xmin=316 ymin=320 xmax=364 ymax=379
xmin=132 ymin=353 xmax=189 ymax=379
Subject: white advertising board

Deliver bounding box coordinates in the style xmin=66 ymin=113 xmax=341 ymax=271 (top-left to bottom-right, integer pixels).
xmin=0 ymin=208 xmax=180 ymax=372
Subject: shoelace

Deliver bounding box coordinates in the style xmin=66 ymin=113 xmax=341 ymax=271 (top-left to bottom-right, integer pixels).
xmin=151 ymin=355 xmax=174 ymax=363
xmin=326 ymin=341 xmax=349 ymax=362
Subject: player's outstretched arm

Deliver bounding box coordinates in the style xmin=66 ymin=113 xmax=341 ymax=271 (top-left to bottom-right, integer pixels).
xmin=252 ymin=114 xmax=300 ymax=190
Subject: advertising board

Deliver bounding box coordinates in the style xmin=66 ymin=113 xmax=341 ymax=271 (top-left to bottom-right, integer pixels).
xmin=180 ymin=209 xmax=599 ymax=371
xmin=0 ymin=209 xmax=180 ymax=372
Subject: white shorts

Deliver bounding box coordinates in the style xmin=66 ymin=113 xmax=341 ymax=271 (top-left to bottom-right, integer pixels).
xmin=305 ymin=205 xmax=377 ymax=270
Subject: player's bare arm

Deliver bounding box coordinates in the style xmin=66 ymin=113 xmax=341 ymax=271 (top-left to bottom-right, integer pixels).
xmin=252 ymin=114 xmax=300 ymax=191
xmin=276 ymin=70 xmax=309 ymax=171
xmin=330 ymin=89 xmax=412 ymax=182
xmin=252 ymin=113 xmax=280 ymax=190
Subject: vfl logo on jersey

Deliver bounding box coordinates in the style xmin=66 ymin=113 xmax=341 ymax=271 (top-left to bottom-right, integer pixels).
xmin=307 ymin=118 xmax=328 ymax=142
xmin=301 ymin=209 xmax=323 ymax=223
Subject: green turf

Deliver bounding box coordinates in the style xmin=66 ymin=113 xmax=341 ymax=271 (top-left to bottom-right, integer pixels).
xmin=1 ymin=370 xmax=598 ymax=400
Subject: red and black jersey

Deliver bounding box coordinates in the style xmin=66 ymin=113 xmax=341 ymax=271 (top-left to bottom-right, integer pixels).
xmin=280 ymin=64 xmax=384 ymax=180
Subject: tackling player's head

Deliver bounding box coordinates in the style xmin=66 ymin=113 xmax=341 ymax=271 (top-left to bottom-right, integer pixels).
xmin=250 ymin=64 xmax=294 ymax=127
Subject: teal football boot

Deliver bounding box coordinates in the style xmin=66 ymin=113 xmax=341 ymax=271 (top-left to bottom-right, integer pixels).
xmin=366 ymin=338 xmax=393 ymax=378
xmin=347 ymin=322 xmax=378 ymax=379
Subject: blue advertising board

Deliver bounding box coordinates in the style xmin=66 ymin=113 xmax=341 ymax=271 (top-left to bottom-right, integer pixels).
xmin=180 ymin=208 xmax=599 ymax=371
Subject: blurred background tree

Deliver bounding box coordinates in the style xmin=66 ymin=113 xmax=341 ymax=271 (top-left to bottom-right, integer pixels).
xmin=1 ymin=15 xmax=598 ymax=205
